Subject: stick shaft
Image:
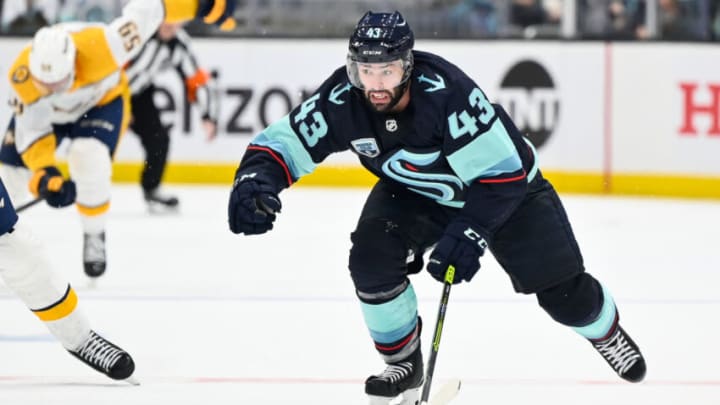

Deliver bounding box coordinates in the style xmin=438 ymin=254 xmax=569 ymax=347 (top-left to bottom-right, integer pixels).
xmin=15 ymin=197 xmax=43 ymax=213
xmin=420 ymin=265 xmax=455 ymax=402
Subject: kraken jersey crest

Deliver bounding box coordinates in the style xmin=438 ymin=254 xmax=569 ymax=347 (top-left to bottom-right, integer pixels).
xmin=351 ymin=138 xmax=381 ymax=158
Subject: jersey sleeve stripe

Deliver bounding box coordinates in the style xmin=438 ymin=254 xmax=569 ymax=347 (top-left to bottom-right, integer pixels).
xmin=20 ymin=133 xmax=57 ymax=171
xmin=446 ymin=119 xmax=523 ymax=184
xmin=251 ymin=115 xmax=318 ymax=179
xmin=247 ymin=145 xmax=294 ymax=186
xmin=477 ymin=170 xmax=527 ymax=184
xmin=203 ymin=0 xmax=226 ymax=24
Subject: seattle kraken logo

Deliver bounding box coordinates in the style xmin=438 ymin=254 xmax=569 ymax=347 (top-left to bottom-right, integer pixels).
xmin=381 ymin=149 xmax=464 ymax=206
xmin=351 ymin=138 xmax=381 ymax=158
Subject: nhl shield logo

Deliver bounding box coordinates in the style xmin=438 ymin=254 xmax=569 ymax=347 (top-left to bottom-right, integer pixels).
xmin=385 ymin=119 xmax=398 ymax=132
xmin=351 ymin=138 xmax=380 ymax=158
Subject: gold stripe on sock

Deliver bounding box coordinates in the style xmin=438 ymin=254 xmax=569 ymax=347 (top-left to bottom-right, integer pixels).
xmin=32 ymin=286 xmax=78 ymax=322
xmin=76 ymin=201 xmax=110 ymax=216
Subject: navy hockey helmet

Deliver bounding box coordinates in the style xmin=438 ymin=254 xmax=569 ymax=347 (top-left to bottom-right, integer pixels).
xmin=346 ymin=11 xmax=415 ymax=90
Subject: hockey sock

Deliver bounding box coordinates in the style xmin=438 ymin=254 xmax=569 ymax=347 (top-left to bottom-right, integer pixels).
xmin=0 ymin=222 xmax=91 ymax=350
xmin=68 ymin=138 xmax=112 ymax=234
xmin=572 ymin=283 xmax=619 ymax=340
xmin=358 ymin=281 xmax=420 ymax=363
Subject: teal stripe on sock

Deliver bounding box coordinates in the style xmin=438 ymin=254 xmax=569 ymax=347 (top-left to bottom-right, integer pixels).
xmin=360 ymin=284 xmax=418 ymax=344
xmin=572 ymin=284 xmax=617 ymax=340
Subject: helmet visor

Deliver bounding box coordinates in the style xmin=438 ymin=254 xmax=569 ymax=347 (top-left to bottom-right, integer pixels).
xmin=347 ymin=56 xmax=409 ymax=90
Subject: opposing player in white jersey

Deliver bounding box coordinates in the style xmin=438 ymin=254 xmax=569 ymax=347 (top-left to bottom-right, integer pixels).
xmin=0 ymin=177 xmax=135 ymax=381
xmin=0 ymin=0 xmax=236 ymax=278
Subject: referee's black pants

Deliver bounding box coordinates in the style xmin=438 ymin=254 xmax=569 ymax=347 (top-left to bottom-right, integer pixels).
xmin=129 ymin=85 xmax=170 ymax=193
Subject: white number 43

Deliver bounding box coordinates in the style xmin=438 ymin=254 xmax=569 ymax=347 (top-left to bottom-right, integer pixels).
xmin=448 ymin=88 xmax=495 ymax=139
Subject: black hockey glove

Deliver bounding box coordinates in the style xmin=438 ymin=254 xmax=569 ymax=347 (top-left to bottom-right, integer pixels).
xmin=427 ymin=218 xmax=488 ymax=284
xmin=228 ymin=174 xmax=282 ymax=235
xmin=29 ymin=166 xmax=76 ymax=208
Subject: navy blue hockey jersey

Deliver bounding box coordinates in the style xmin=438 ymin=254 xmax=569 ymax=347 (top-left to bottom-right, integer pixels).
xmin=238 ymin=51 xmax=539 ymax=235
xmin=0 ymin=178 xmax=19 ymax=235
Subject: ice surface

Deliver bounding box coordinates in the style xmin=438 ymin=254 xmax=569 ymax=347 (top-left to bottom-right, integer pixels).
xmin=1 ymin=185 xmax=718 ymax=404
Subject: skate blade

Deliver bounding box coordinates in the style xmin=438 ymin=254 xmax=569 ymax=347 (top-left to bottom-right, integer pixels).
xmin=124 ymin=376 xmax=140 ymax=386
xmin=423 ymin=379 xmax=461 ymax=405
xmin=147 ymin=202 xmax=180 ymax=215
xmin=369 ymin=386 xmax=421 ymax=405
xmin=85 ymin=277 xmax=99 ymax=289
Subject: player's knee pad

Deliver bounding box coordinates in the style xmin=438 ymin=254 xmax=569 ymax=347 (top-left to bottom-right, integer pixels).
xmin=349 ymin=218 xmax=412 ymax=293
xmin=67 ymin=138 xmax=112 ymax=207
xmin=536 ymin=272 xmax=603 ymax=326
xmin=0 ymin=164 xmax=31 ymax=203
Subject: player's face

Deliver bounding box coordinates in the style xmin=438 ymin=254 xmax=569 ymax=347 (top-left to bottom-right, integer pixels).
xmin=31 ymin=74 xmax=72 ymax=95
xmin=357 ymin=60 xmax=405 ymax=111
xmin=158 ymin=22 xmax=182 ymax=41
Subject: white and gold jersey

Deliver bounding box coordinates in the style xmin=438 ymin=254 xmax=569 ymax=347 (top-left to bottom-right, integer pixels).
xmin=6 ymin=0 xmax=204 ymax=170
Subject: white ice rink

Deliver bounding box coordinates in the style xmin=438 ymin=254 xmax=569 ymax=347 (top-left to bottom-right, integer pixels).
xmin=0 ymin=185 xmax=718 ymax=405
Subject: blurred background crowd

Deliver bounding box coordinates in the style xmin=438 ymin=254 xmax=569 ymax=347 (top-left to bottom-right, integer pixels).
xmin=0 ymin=0 xmax=718 ymax=40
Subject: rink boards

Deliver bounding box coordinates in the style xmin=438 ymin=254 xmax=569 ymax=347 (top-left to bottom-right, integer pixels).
xmin=1 ymin=38 xmax=719 ymax=198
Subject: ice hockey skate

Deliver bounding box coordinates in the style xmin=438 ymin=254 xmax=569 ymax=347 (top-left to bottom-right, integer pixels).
xmin=68 ymin=330 xmax=136 ymax=382
xmin=144 ymin=188 xmax=179 ymax=213
xmin=83 ymin=232 xmax=106 ymax=278
xmin=366 ymin=347 xmax=424 ymax=405
xmin=590 ymin=324 xmax=646 ymax=382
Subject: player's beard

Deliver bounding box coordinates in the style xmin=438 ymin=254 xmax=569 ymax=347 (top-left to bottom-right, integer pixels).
xmin=364 ymin=86 xmax=404 ymax=113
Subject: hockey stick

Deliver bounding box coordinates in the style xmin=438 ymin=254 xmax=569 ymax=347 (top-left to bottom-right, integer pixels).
xmin=15 ymin=197 xmax=43 ymax=213
xmin=420 ymin=265 xmax=460 ymax=405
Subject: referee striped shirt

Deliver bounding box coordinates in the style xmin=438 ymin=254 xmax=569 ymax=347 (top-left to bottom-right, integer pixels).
xmin=125 ymin=29 xmax=218 ymax=122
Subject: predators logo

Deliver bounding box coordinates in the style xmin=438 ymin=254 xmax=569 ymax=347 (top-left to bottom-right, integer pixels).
xmin=11 ymin=65 xmax=30 ymax=84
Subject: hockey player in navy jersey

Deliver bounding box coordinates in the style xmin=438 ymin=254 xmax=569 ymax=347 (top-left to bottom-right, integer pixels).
xmin=227 ymin=11 xmax=646 ymax=404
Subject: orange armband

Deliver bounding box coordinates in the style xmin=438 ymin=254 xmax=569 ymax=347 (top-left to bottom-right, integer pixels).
xmin=185 ymin=69 xmax=210 ymax=103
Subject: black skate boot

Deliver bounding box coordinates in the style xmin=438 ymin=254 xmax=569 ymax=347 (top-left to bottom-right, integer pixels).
xmin=83 ymin=232 xmax=106 ymax=278
xmin=68 ymin=330 xmax=135 ymax=381
xmin=590 ymin=324 xmax=646 ymax=382
xmin=366 ymin=346 xmax=424 ymax=405
xmin=144 ymin=188 xmax=179 ymax=213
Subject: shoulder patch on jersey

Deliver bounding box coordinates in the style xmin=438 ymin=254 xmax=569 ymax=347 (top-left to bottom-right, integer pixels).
xmin=417 ymin=73 xmax=446 ymax=93
xmin=8 ymin=46 xmax=43 ymax=104
xmin=351 ymin=138 xmax=381 ymax=158
xmin=328 ymin=82 xmax=352 ymax=105
xmin=12 ymin=65 xmax=30 ymax=84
